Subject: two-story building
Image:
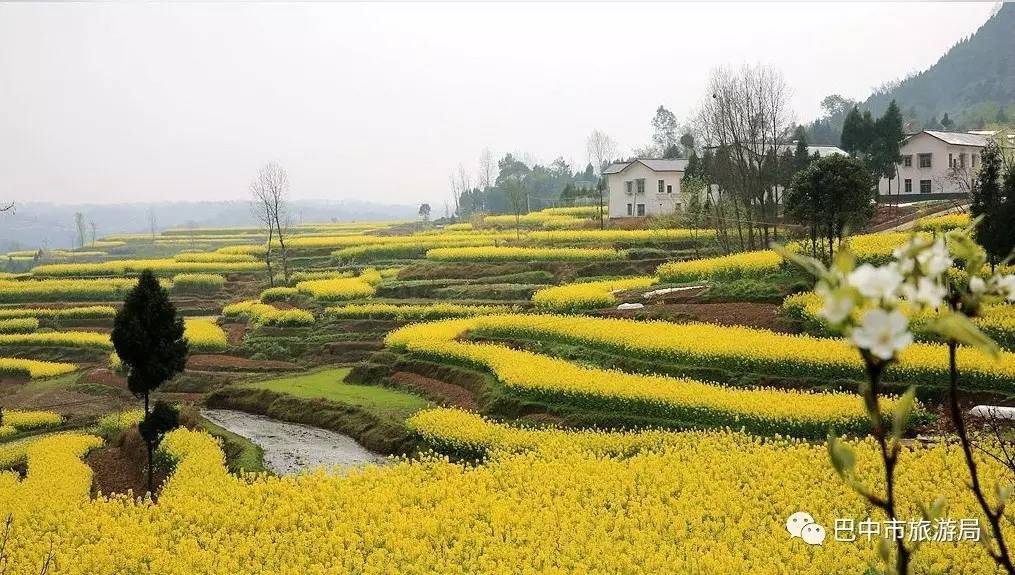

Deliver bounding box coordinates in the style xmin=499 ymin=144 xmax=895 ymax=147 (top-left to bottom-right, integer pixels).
xmin=881 ymin=130 xmax=989 ymax=199
xmin=603 ymin=159 xmax=687 ymax=219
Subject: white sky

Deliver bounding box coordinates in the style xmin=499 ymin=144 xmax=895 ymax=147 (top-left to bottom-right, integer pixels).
xmin=0 ymin=1 xmax=1000 ymax=207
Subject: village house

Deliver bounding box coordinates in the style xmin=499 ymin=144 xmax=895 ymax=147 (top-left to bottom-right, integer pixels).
xmin=880 ymin=130 xmax=990 ymax=199
xmin=603 ymin=159 xmax=687 ymax=218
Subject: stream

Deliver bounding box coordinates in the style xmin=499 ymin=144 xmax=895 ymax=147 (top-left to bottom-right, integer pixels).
xmin=201 ymin=409 xmax=388 ymax=475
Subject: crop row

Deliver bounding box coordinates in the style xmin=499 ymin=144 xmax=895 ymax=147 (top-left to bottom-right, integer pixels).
xmin=386 ymin=318 xmax=910 ymax=437
xmin=223 ymin=300 xmax=315 ymax=326
xmin=426 ymin=246 xmax=624 ymax=262
xmin=324 ymin=303 xmax=513 ymax=321
xmin=0 ymin=278 xmax=152 ymax=303
xmin=29 ymin=258 xmax=265 ymax=277
xmin=0 ymin=357 xmax=77 ymax=379
xmin=531 ymin=276 xmax=658 ymax=312
xmin=783 ymin=292 xmax=1015 ymax=351
xmin=0 ymin=306 xmax=117 ymax=320
xmin=461 ymin=314 xmax=1015 ymax=391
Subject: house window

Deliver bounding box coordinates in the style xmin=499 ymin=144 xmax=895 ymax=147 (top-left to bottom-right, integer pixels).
xmin=903 ymin=155 xmax=912 ymax=167
xmin=949 ymin=153 xmax=954 ymax=167
xmin=666 ymin=184 xmax=673 ymax=194
xmin=626 ymin=203 xmax=632 ymax=216
xmin=657 ymin=179 xmax=665 ymax=193
xmin=918 ymin=153 xmax=932 ymax=168
xmin=920 ymin=179 xmax=932 ymax=194
xmin=904 ymin=179 xmax=912 ymax=193
xmin=636 ymin=204 xmax=645 ymax=216
xmin=636 ymin=179 xmax=645 ymax=194
xmin=960 ymin=153 xmax=967 ymax=168
xmin=625 ymin=181 xmax=633 ymax=194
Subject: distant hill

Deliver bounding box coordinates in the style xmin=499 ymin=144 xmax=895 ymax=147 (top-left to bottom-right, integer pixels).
xmin=864 ymin=3 xmax=1015 ymax=129
xmin=0 ymin=199 xmax=418 ymax=252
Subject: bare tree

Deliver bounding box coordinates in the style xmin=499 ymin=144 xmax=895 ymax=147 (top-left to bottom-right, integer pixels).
xmin=89 ymin=221 xmax=97 ymax=246
xmin=586 ymin=130 xmax=618 ymax=229
xmin=478 ymin=148 xmax=495 ymax=190
xmin=698 ymin=64 xmax=793 ymax=251
xmin=146 ymin=208 xmax=158 ymax=242
xmin=74 ymin=212 xmax=86 ymax=248
xmin=250 ymin=162 xmax=291 ymax=285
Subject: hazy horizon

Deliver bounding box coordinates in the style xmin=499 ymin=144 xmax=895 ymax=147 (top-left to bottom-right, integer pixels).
xmin=0 ymin=1 xmax=1000 ymax=208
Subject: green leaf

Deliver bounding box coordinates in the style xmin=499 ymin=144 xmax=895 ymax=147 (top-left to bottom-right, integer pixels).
xmin=892 ymin=387 xmax=917 ymax=441
xmin=928 ymin=313 xmax=1001 ymax=358
xmin=827 ymin=431 xmax=856 ymax=478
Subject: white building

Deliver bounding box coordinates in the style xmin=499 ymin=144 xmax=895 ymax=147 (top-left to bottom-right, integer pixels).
xmin=603 ymin=159 xmax=687 ymax=218
xmin=880 ymin=130 xmax=989 ymax=199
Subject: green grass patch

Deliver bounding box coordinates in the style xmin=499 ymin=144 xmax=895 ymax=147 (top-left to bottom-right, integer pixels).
xmin=241 ymin=368 xmax=429 ymax=419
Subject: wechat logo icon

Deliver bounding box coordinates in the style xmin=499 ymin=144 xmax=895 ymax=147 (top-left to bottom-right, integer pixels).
xmin=786 ymin=511 xmax=827 ymax=545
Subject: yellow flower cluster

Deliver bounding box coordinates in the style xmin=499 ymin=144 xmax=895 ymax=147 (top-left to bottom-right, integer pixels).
xmin=295 ymin=269 xmax=382 ymax=301
xmin=783 ymin=291 xmax=1015 ymax=350
xmin=259 ymin=286 xmax=300 ymax=302
xmin=0 ymin=410 xmax=63 ymax=439
xmin=457 ymin=314 xmax=1015 ymax=390
xmin=95 ymin=410 xmax=145 ymax=437
xmin=184 ymin=318 xmax=228 ymax=352
xmin=0 ymin=278 xmax=147 ymax=302
xmin=0 ymin=305 xmax=116 ymax=319
xmin=0 ymin=357 xmax=77 ymax=379
xmin=657 ymin=249 xmax=783 ymax=282
xmin=325 ymin=302 xmax=512 ymax=320
xmin=530 ymin=227 xmax=715 ymax=245
xmin=538 ymin=206 xmax=602 ymax=217
xmin=171 ymin=273 xmax=226 ymax=293
xmin=914 ymin=213 xmax=971 ymax=233
xmin=332 ymin=236 xmax=499 ymax=260
xmin=532 ymin=276 xmax=659 ymax=312
xmin=0 ymin=426 xmax=1008 ymax=573
xmin=657 ymin=232 xmax=918 ymax=282
xmin=410 ymin=407 xmax=712 ymax=456
xmin=482 ymin=211 xmax=587 ymax=228
xmin=173 ymin=252 xmax=258 ymax=263
xmin=426 ymin=246 xmax=624 ymax=262
xmin=0 ymin=317 xmax=38 ymax=334
xmin=30 ymin=258 xmax=265 ymax=277
xmin=386 ymin=317 xmax=905 ymax=437
xmin=443 ymin=222 xmax=473 ymax=231
xmin=222 ymin=300 xmax=315 ymax=326
xmin=0 ymin=330 xmax=112 ymax=350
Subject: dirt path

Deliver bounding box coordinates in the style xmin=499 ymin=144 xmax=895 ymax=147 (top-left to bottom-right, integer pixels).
xmin=201 ymin=409 xmax=387 ymax=475
xmin=601 ymin=301 xmax=792 ymax=332
xmin=390 ymin=371 xmax=479 ymax=410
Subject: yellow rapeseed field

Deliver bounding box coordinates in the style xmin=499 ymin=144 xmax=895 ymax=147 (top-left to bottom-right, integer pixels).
xmin=183 ymin=318 xmax=228 ymax=352
xmin=532 ymin=276 xmax=658 ymax=312
xmin=0 ymin=427 xmax=1009 ymax=573
xmin=0 ymin=357 xmax=77 ymax=379
xmin=386 ymin=317 xmax=909 ymax=436
xmin=426 ymin=246 xmax=624 ymax=262
xmin=453 ymin=313 xmax=1015 ymax=390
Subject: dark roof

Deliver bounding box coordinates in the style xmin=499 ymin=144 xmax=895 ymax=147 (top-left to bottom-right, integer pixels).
xmin=602 ymin=158 xmax=688 ymax=175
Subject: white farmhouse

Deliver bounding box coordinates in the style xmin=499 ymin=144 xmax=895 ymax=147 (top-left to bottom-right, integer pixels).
xmin=603 ymin=159 xmax=687 ymax=219
xmin=880 ymin=130 xmax=989 ymax=199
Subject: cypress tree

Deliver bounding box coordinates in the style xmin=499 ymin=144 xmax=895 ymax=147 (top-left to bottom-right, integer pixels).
xmin=970 ymin=141 xmax=1006 ymax=270
xmin=111 ymin=269 xmax=188 ymax=495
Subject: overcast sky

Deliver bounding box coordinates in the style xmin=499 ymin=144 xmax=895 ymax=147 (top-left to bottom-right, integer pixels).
xmin=0 ymin=1 xmax=1000 ymax=208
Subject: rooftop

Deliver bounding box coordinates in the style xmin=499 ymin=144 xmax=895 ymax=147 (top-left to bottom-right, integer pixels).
xmin=602 ymin=158 xmax=689 ymax=175
xmin=919 ymin=130 xmax=990 ymax=147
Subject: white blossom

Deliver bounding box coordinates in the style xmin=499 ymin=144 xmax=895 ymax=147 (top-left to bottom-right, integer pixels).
xmin=817 ymin=285 xmax=855 ymax=325
xmin=851 ymin=309 xmax=913 ymax=361
xmin=969 ymin=276 xmax=986 ymax=295
xmin=847 ymin=264 xmax=903 ymax=304
xmin=915 ymin=238 xmax=952 ymax=277
xmin=994 ymin=275 xmax=1015 ymax=302
xmin=900 ymin=277 xmax=947 ymax=309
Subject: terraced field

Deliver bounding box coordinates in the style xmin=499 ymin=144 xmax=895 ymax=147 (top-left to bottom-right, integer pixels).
xmin=2 ymin=208 xmax=1014 ymax=573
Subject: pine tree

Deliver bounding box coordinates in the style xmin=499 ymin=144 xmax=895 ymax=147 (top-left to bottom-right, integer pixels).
xmin=940 ymin=112 xmax=954 ymax=130
xmin=970 ymin=140 xmax=1006 ymax=270
xmin=840 ymin=107 xmax=863 ymax=155
xmin=111 ymin=270 xmax=188 ymax=495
